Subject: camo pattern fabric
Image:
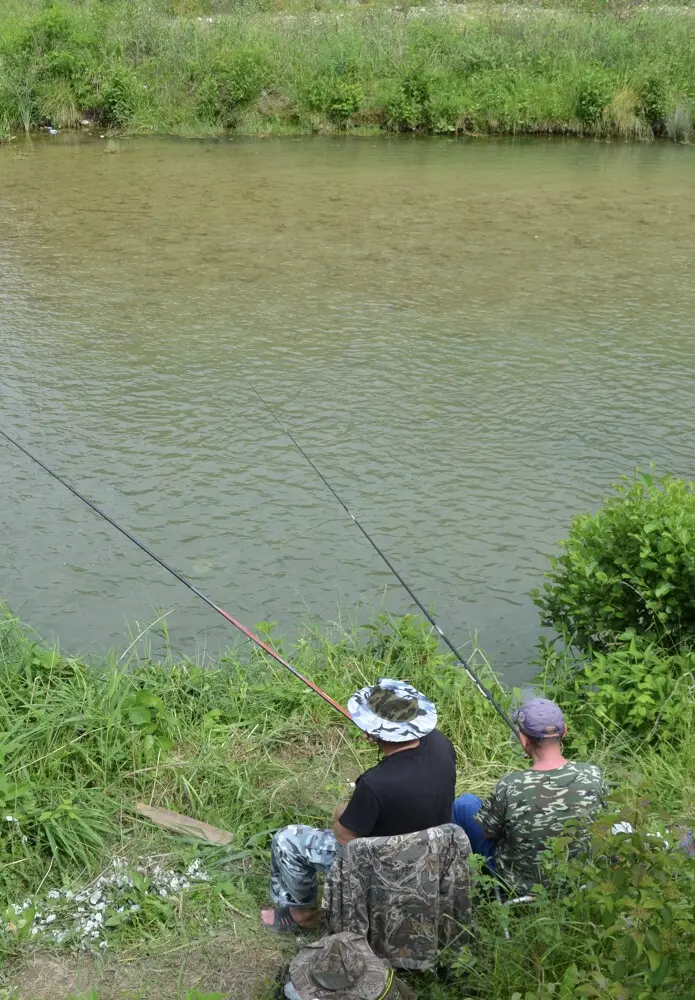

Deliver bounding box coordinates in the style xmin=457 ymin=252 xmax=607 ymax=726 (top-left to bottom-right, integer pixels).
xmin=347 ymin=679 xmax=437 ymax=742
xmin=477 ymin=762 xmax=609 ymax=893
xmin=270 ymin=824 xmax=339 ymax=907
xmin=285 ymin=932 xmax=420 ymax=1000
xmin=322 ymin=823 xmax=472 ymax=971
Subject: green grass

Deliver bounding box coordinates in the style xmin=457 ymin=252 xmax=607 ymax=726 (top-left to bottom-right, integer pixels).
xmin=1 ymin=0 xmax=695 ymax=139
xmin=0 ymin=608 xmax=693 ymax=998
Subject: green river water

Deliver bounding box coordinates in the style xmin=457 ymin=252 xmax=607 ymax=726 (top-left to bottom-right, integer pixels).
xmin=1 ymin=135 xmax=694 ymax=681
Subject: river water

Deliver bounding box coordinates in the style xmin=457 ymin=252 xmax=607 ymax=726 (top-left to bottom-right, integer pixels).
xmin=1 ymin=135 xmax=694 ymax=681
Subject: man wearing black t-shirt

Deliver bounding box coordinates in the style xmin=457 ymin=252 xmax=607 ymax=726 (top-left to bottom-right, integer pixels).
xmin=261 ymin=678 xmax=456 ymax=933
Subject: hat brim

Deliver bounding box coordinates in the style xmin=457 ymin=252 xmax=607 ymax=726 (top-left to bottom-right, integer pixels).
xmin=347 ymin=679 xmax=437 ymax=742
xmin=289 ymin=933 xmax=387 ymax=1000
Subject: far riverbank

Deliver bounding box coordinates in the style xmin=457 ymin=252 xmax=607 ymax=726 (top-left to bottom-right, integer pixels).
xmin=2 ymin=1 xmax=695 ymax=140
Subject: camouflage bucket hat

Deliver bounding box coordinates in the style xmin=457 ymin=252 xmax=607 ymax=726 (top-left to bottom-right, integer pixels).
xmin=347 ymin=678 xmax=437 ymax=742
xmin=289 ymin=932 xmax=390 ymax=1000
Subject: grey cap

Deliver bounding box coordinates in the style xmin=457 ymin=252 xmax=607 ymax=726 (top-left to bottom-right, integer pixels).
xmin=347 ymin=678 xmax=437 ymax=743
xmin=289 ymin=932 xmax=389 ymax=1000
xmin=513 ymin=698 xmax=565 ymax=739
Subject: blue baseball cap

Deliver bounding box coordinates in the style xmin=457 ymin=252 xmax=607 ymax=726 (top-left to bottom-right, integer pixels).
xmin=513 ymin=698 xmax=565 ymax=739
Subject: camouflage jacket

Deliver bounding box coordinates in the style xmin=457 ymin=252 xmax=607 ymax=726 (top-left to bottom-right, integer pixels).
xmin=478 ymin=762 xmax=608 ymax=893
xmin=322 ymin=823 xmax=471 ymax=971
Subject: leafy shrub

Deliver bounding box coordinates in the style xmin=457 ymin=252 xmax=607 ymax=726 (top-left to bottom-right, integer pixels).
xmin=0 ymin=2 xmax=103 ymax=128
xmin=304 ymin=73 xmax=363 ymax=125
xmin=12 ymin=3 xmax=85 ymax=59
xmin=385 ymin=70 xmax=430 ymax=131
xmin=456 ymin=800 xmax=695 ymax=998
xmin=196 ymin=47 xmax=270 ymax=126
xmin=639 ymin=73 xmax=668 ymax=130
xmin=426 ymin=90 xmax=466 ymax=134
xmin=576 ymin=68 xmax=613 ymax=125
xmin=541 ymin=636 xmax=695 ymax=742
xmin=533 ymin=471 xmax=695 ymax=654
xmin=97 ymin=66 xmax=138 ymax=127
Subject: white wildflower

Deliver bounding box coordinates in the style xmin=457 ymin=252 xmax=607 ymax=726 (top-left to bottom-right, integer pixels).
xmin=47 ymin=890 xmax=60 ymax=900
xmin=5 ymin=816 xmax=16 ymax=823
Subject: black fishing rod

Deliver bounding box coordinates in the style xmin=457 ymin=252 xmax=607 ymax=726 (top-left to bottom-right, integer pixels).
xmin=0 ymin=427 xmax=352 ymax=723
xmin=242 ymin=379 xmax=518 ymax=737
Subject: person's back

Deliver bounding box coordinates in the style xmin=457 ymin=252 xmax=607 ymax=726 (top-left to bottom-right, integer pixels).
xmin=482 ymin=760 xmax=606 ymax=892
xmin=453 ymin=698 xmax=608 ymax=894
xmin=340 ymin=728 xmax=456 ymax=839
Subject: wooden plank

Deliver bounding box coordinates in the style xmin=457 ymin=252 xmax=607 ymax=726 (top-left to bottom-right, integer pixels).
xmin=136 ymin=802 xmax=234 ymax=845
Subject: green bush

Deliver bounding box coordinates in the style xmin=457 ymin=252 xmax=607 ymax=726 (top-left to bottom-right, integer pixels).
xmin=541 ymin=636 xmax=695 ymax=742
xmin=575 ymin=68 xmax=613 ymax=124
xmin=196 ymin=47 xmax=270 ymax=126
xmin=304 ymin=73 xmax=363 ymax=125
xmin=385 ymin=70 xmax=430 ymax=131
xmin=533 ymin=471 xmax=695 ymax=654
xmin=455 ymin=800 xmax=695 ymax=998
xmin=97 ymin=65 xmax=138 ymax=127
xmin=639 ymin=73 xmax=668 ymax=130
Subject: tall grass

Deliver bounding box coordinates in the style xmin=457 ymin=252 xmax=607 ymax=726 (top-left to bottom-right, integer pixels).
xmin=1 ymin=0 xmax=695 ymax=138
xmin=0 ymin=609 xmax=693 ymax=997
xmin=0 ymin=611 xmax=517 ymax=898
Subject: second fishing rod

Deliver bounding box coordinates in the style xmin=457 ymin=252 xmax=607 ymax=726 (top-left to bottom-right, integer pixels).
xmin=242 ymin=377 xmax=517 ymax=738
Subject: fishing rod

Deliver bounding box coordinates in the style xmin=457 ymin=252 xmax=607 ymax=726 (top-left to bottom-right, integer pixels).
xmin=0 ymin=427 xmax=352 ymax=724
xmin=243 ymin=378 xmax=518 ymax=738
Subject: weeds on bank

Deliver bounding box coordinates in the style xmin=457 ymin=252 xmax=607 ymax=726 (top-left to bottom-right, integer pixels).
xmin=0 ymin=607 xmax=693 ymax=997
xmin=1 ymin=1 xmax=695 ymax=138
xmin=0 ymin=611 xmax=515 ymax=955
xmin=1 ymin=473 xmax=695 ymax=996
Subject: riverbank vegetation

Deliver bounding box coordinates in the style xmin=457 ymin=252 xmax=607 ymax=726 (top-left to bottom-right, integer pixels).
xmin=0 ymin=470 xmax=694 ymax=998
xmin=1 ymin=0 xmax=695 ymax=141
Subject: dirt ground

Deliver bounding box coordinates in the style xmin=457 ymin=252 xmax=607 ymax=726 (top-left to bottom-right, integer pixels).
xmin=4 ymin=932 xmax=291 ymax=1000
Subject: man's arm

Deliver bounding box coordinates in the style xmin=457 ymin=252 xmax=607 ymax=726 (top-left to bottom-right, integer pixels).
xmin=333 ymin=816 xmax=360 ymax=846
xmin=331 ymin=803 xmax=360 ymax=845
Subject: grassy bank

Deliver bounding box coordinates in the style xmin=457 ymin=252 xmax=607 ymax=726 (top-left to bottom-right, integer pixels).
xmin=0 ymin=612 xmax=514 ymax=999
xmin=0 ymin=606 xmax=693 ymax=999
xmin=1 ymin=472 xmax=695 ymax=998
xmin=2 ymin=0 xmax=695 ymax=140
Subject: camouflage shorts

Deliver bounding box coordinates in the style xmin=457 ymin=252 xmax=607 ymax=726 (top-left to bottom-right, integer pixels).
xmin=270 ymin=824 xmax=339 ymax=907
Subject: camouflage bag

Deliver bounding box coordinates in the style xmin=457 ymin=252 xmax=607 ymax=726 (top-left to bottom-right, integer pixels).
xmin=286 ymin=932 xmax=416 ymax=1000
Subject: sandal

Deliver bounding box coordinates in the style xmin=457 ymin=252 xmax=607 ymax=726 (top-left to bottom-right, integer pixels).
xmin=262 ymin=905 xmax=308 ymax=935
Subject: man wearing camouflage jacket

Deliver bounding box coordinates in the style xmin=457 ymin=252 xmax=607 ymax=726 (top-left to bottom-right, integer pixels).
xmin=453 ymin=698 xmax=608 ymax=894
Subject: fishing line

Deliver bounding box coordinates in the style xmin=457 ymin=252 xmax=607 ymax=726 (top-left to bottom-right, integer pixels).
xmin=0 ymin=427 xmax=352 ymax=723
xmin=243 ymin=378 xmax=518 ymax=737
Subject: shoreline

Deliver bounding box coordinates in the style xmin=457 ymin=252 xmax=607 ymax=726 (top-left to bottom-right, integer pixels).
xmin=2 ymin=3 xmax=695 ymax=143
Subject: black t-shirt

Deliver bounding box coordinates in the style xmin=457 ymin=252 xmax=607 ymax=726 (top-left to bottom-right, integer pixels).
xmin=339 ymin=729 xmax=457 ymax=839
